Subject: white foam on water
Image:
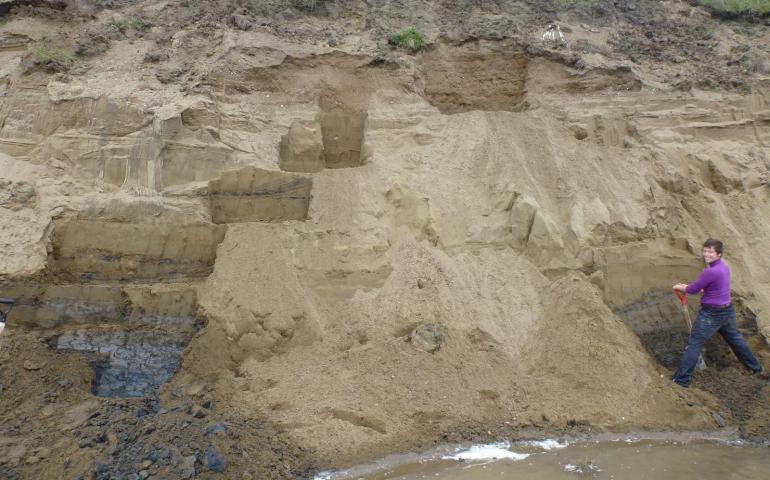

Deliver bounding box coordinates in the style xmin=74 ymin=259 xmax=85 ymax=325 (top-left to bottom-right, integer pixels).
xmin=519 ymin=439 xmax=568 ymax=450
xmin=441 ymin=443 xmax=530 ymax=462
xmin=564 ymin=462 xmax=601 ymax=474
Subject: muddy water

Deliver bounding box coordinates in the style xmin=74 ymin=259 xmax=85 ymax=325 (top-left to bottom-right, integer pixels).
xmin=319 ymin=436 xmax=770 ymax=480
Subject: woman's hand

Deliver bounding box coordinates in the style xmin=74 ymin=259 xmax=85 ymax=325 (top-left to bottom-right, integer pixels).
xmin=673 ymin=283 xmax=688 ymax=292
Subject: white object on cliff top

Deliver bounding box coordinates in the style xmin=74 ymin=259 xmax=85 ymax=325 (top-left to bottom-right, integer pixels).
xmin=543 ymin=23 xmax=568 ymax=47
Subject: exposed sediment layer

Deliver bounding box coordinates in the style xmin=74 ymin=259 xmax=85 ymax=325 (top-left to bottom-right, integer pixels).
xmin=419 ymin=43 xmax=530 ymax=114
xmin=320 ymin=111 xmax=367 ymax=168
xmin=49 ymin=218 xmax=226 ymax=281
xmin=208 ymin=166 xmax=312 ymax=223
xmin=5 ymin=283 xmax=198 ymax=330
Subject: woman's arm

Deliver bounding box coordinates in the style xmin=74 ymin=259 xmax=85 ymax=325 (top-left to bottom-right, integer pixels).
xmin=677 ymin=268 xmax=714 ymax=295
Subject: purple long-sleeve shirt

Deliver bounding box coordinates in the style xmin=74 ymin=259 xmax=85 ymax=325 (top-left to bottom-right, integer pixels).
xmin=686 ymin=258 xmax=731 ymax=305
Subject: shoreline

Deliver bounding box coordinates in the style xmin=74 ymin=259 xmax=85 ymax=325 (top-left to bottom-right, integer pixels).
xmin=315 ymin=428 xmax=766 ymax=479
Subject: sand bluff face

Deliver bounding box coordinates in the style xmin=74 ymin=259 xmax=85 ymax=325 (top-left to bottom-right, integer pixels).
xmin=1 ymin=1 xmax=770 ymax=479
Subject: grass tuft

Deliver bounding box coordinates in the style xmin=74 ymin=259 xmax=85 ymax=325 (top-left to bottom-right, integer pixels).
xmin=116 ymin=14 xmax=151 ymax=32
xmin=390 ymin=28 xmax=425 ymax=52
xmin=29 ymin=46 xmax=74 ymax=73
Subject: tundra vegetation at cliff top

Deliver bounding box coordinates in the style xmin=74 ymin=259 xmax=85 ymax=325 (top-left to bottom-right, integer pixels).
xmin=695 ymin=0 xmax=770 ymax=16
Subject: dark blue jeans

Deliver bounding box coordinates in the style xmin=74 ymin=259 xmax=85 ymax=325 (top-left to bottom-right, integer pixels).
xmin=673 ymin=304 xmax=762 ymax=387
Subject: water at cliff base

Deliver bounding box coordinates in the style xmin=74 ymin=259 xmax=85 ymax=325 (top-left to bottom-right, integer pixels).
xmin=318 ymin=437 xmax=770 ymax=480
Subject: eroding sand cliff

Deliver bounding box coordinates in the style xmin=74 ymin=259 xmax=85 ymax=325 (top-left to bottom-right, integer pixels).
xmin=1 ymin=1 xmax=770 ymax=478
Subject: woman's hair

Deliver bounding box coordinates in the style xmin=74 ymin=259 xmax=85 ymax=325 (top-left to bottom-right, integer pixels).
xmin=703 ymin=238 xmax=724 ymax=255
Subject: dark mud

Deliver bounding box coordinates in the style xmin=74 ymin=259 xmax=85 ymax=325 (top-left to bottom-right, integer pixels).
xmin=0 ymin=332 xmax=317 ymax=480
xmin=66 ymin=393 xmax=318 ymax=480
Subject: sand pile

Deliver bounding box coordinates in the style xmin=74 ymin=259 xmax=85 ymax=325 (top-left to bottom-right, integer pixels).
xmin=1 ymin=1 xmax=770 ymax=478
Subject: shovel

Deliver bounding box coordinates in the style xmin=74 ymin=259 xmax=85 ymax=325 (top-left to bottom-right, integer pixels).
xmin=675 ymin=290 xmax=706 ymax=370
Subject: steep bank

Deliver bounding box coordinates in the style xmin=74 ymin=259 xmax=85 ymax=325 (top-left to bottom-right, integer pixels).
xmin=1 ymin=1 xmax=770 ymax=478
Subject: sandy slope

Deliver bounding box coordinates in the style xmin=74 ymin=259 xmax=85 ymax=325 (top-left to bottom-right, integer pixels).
xmin=1 ymin=1 xmax=770 ymax=478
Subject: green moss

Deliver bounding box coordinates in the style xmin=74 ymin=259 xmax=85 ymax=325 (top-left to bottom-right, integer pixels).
xmin=390 ymin=28 xmax=424 ymax=52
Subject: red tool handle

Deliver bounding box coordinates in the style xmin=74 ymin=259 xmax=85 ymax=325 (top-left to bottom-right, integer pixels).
xmin=675 ymin=290 xmax=687 ymax=305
